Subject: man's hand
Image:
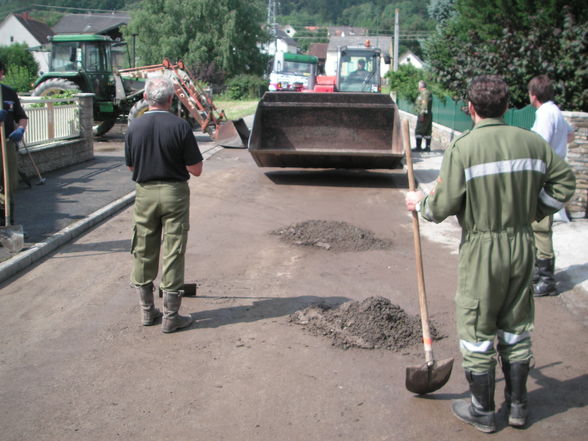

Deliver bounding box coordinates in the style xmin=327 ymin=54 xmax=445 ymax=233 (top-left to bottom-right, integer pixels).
xmin=405 ymin=190 xmax=425 ymax=212
xmin=8 ymin=127 xmax=25 ymax=142
xmin=0 ymin=109 xmax=7 ymax=122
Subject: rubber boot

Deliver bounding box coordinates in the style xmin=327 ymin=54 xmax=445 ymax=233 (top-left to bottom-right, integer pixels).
xmin=422 ymin=139 xmax=431 ymax=152
xmin=502 ymin=359 xmax=530 ymax=428
xmin=533 ymin=257 xmax=557 ymax=297
xmin=452 ymin=370 xmax=496 ymax=433
xmin=137 ymin=283 xmax=162 ymax=326
xmin=162 ymin=290 xmax=194 ymax=334
xmin=413 ymin=138 xmax=422 ymax=152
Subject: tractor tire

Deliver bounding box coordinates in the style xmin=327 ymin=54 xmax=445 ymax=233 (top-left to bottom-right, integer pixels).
xmin=93 ymin=118 xmax=116 ymax=137
xmin=32 ymin=78 xmax=81 ymax=97
xmin=32 ymin=78 xmax=117 ymax=137
xmin=128 ymin=99 xmax=150 ymax=125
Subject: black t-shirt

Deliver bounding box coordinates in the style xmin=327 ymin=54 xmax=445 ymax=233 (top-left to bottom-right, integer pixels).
xmin=125 ymin=111 xmax=203 ymax=183
xmin=1 ymin=84 xmax=28 ymax=131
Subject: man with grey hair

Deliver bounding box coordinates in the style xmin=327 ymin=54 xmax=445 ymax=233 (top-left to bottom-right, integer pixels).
xmin=414 ymin=80 xmax=433 ymax=152
xmin=125 ymin=76 xmax=203 ymax=333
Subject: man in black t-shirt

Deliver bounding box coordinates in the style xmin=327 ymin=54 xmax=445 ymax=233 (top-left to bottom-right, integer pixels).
xmin=0 ymin=60 xmax=29 ymax=225
xmin=125 ymin=75 xmax=203 ymax=333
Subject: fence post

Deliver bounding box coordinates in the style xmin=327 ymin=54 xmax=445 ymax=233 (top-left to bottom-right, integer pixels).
xmin=76 ymin=93 xmax=95 ymax=157
xmin=47 ymin=102 xmax=55 ymax=139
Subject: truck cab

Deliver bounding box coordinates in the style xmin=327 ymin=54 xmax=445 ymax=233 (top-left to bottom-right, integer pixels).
xmin=268 ymin=52 xmax=318 ymax=92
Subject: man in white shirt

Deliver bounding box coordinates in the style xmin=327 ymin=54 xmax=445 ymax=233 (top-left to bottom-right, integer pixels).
xmin=528 ymin=75 xmax=575 ymax=297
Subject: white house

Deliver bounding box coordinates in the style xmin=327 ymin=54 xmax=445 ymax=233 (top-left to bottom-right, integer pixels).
xmin=259 ymin=28 xmax=298 ymax=57
xmin=399 ymin=50 xmax=425 ymax=69
xmin=0 ymin=13 xmax=54 ymax=74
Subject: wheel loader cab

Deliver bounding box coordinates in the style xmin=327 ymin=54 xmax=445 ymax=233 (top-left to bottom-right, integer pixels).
xmin=337 ymin=49 xmax=381 ymax=93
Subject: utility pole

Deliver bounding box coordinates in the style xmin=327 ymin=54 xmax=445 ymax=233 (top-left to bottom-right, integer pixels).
xmin=267 ymin=0 xmax=279 ymax=54
xmin=393 ymin=8 xmax=400 ymax=72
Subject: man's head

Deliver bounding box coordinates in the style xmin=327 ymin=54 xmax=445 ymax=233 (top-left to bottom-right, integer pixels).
xmin=528 ymin=74 xmax=554 ymax=105
xmin=418 ymin=80 xmax=426 ymax=89
xmin=144 ymin=76 xmax=174 ymax=108
xmin=467 ymin=75 xmax=509 ymax=119
xmin=357 ymin=59 xmax=365 ymax=70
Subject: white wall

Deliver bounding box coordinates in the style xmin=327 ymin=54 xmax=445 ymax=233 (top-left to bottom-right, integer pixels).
xmin=0 ymin=15 xmax=49 ymax=73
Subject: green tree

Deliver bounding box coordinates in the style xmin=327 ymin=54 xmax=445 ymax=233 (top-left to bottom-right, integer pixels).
xmin=125 ymin=0 xmax=268 ymax=83
xmin=425 ymin=1 xmax=588 ymax=110
xmin=0 ymin=43 xmax=39 ymax=92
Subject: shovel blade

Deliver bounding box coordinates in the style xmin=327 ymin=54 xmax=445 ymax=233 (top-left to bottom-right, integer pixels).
xmin=0 ymin=224 xmax=24 ymax=253
xmin=406 ymin=358 xmax=454 ymax=395
xmin=213 ymin=119 xmax=250 ymax=148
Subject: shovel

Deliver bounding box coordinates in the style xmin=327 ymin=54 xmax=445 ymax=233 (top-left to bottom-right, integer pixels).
xmin=0 ymin=120 xmax=24 ymax=253
xmin=402 ymin=120 xmax=453 ymax=395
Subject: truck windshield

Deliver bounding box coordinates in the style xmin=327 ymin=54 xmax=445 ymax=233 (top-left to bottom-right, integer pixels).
xmin=281 ymin=61 xmax=314 ymax=76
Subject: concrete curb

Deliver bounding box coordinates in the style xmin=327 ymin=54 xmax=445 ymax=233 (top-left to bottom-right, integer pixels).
xmin=0 ymin=141 xmax=225 ymax=285
xmin=0 ymin=192 xmax=136 ymax=284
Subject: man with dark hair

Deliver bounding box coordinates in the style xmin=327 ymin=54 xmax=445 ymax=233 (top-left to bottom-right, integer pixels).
xmin=406 ymin=75 xmax=575 ymax=432
xmin=0 ymin=60 xmax=28 ymax=225
xmin=414 ymin=80 xmax=433 ymax=152
xmin=125 ymin=76 xmax=203 ymax=334
xmin=528 ymin=74 xmax=575 ymax=297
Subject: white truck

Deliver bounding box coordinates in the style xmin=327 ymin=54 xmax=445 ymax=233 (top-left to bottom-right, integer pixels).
xmin=268 ymin=52 xmax=318 ymax=92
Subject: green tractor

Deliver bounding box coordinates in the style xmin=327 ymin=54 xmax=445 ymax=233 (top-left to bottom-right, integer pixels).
xmin=32 ymin=34 xmax=144 ymax=136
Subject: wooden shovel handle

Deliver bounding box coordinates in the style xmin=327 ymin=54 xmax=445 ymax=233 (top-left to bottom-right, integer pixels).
xmin=402 ymin=119 xmax=434 ymax=364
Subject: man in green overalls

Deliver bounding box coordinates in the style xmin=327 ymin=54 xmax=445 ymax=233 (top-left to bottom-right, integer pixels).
xmin=414 ymin=80 xmax=433 ymax=152
xmin=125 ymin=76 xmax=203 ymax=334
xmin=406 ymin=75 xmax=575 ymax=432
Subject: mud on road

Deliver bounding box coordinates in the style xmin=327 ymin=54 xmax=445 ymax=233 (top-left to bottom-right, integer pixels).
xmin=0 ymin=146 xmax=586 ymax=441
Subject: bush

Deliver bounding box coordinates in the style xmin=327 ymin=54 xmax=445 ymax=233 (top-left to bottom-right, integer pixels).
xmin=385 ymin=64 xmax=450 ymax=102
xmin=225 ymin=75 xmax=268 ymax=100
xmin=0 ymin=43 xmax=39 ymax=92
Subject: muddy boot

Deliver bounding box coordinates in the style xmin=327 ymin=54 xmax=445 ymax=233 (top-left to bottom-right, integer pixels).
xmin=137 ymin=283 xmax=162 ymax=326
xmin=452 ymin=370 xmax=496 ymax=433
xmin=162 ymin=290 xmax=194 ymax=334
xmin=533 ymin=258 xmax=557 ymax=297
xmin=502 ymin=359 xmax=530 ymax=428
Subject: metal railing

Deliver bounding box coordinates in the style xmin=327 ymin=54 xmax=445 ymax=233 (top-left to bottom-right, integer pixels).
xmin=397 ymin=95 xmax=536 ymax=132
xmin=20 ymin=96 xmax=81 ymax=147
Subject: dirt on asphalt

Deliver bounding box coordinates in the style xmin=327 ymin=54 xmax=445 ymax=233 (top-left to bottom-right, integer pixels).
xmin=290 ymin=296 xmax=439 ymax=350
xmin=0 ymin=138 xmax=587 ymax=441
xmin=272 ymin=219 xmax=393 ymax=252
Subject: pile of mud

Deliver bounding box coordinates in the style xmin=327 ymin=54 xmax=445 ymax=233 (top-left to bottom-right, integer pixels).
xmin=290 ymin=296 xmax=439 ymax=350
xmin=271 ymin=220 xmax=392 ymax=252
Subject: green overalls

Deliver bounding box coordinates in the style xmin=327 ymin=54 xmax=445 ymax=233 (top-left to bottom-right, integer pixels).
xmin=420 ymin=118 xmax=576 ymax=372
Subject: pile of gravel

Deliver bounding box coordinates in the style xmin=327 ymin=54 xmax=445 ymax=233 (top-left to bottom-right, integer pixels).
xmin=271 ymin=220 xmax=392 ymax=252
xmin=290 ymin=296 xmax=439 ymax=350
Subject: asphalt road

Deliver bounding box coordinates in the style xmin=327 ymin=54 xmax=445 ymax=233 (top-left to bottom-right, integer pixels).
xmin=0 ymin=138 xmax=586 ymax=440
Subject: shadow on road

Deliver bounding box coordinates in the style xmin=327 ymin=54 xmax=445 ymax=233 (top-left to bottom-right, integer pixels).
xmin=190 ymin=295 xmax=350 ymax=329
xmin=557 ymin=262 xmax=588 ymax=292
xmin=525 ymin=363 xmax=587 ymax=428
xmin=265 ymin=169 xmax=408 ymax=189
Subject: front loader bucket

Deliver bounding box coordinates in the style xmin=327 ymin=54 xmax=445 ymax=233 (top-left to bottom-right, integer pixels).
xmin=249 ymin=92 xmax=404 ymax=169
xmin=213 ymin=118 xmax=250 ymax=148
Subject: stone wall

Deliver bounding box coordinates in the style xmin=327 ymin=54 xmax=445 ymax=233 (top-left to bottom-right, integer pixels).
xmin=399 ymin=109 xmax=588 ymax=219
xmin=563 ymin=111 xmax=587 ymax=218
xmin=17 ymin=93 xmax=94 ymax=178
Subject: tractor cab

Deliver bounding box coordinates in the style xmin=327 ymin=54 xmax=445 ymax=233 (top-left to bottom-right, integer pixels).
xmin=42 ymin=34 xmax=116 ymax=103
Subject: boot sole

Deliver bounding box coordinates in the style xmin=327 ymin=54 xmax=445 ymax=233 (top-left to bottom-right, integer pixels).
xmin=162 ymin=319 xmax=195 ymax=333
xmin=451 ymin=402 xmax=496 ymax=433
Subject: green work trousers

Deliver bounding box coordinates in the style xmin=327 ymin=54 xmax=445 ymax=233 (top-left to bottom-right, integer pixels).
xmin=532 ymin=215 xmax=554 ymax=260
xmin=455 ymin=229 xmax=535 ymax=372
xmin=130 ymin=180 xmax=190 ymax=292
